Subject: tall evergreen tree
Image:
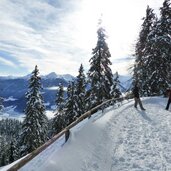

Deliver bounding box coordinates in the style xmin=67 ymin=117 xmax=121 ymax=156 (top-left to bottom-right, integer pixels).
xmin=0 ymin=119 xmax=21 ymax=166
xmin=9 ymin=141 xmax=16 ymax=163
xmin=0 ymin=135 xmax=8 ymax=166
xmin=20 ymin=65 xmax=48 ymax=156
xmin=0 ymin=97 xmax=4 ymax=115
xmin=111 ymin=72 xmax=122 ymax=99
xmin=87 ymin=21 xmax=113 ymax=109
xmin=52 ymin=83 xmax=65 ymax=134
xmin=64 ymin=82 xmax=77 ymax=126
xmin=144 ymin=0 xmax=171 ymax=95
xmin=133 ymin=6 xmax=156 ymax=96
xmin=74 ymin=64 xmax=87 ymax=117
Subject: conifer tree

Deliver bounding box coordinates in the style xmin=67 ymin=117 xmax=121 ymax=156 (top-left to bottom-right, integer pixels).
xmin=87 ymin=20 xmax=113 ymax=109
xmin=144 ymin=0 xmax=171 ymax=95
xmin=10 ymin=137 xmax=19 ymax=162
xmin=0 ymin=119 xmax=21 ymax=166
xmin=64 ymin=82 xmax=77 ymax=126
xmin=20 ymin=65 xmax=48 ymax=156
xmin=0 ymin=97 xmax=4 ymax=115
xmin=111 ymin=72 xmax=122 ymax=99
xmin=52 ymin=83 xmax=65 ymax=134
xmin=133 ymin=5 xmax=156 ymax=96
xmin=9 ymin=141 xmax=16 ymax=163
xmin=0 ymin=136 xmax=7 ymax=166
xmin=74 ymin=64 xmax=87 ymax=117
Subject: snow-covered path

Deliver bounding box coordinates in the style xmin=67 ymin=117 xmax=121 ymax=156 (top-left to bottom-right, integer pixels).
xmin=109 ymin=98 xmax=171 ymax=171
xmin=10 ymin=97 xmax=171 ymax=171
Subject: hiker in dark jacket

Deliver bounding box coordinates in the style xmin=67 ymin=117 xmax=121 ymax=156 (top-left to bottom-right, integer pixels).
xmin=133 ymin=84 xmax=145 ymax=110
xmin=165 ymin=89 xmax=171 ymax=110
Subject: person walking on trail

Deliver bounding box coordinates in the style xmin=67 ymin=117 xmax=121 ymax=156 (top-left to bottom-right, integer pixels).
xmin=133 ymin=83 xmax=145 ymax=110
xmin=165 ymin=88 xmax=171 ymax=110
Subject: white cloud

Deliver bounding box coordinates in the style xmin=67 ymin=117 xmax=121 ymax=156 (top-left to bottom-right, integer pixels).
xmin=0 ymin=0 xmax=163 ymax=76
xmin=0 ymin=56 xmax=16 ymax=67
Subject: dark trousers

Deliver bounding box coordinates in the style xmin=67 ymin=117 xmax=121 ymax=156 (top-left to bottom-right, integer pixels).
xmin=134 ymin=97 xmax=145 ymax=110
xmin=166 ymin=98 xmax=171 ymax=110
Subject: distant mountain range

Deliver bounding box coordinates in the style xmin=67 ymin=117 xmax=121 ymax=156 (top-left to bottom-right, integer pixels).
xmin=0 ymin=72 xmax=75 ymax=113
xmin=0 ymin=72 xmax=131 ymax=114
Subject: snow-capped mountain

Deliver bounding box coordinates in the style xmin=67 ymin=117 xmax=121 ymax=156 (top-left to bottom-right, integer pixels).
xmin=0 ymin=72 xmax=131 ymax=115
xmin=0 ymin=72 xmax=74 ymax=113
xmin=57 ymin=74 xmax=75 ymax=82
xmin=43 ymin=72 xmax=58 ymax=79
xmin=42 ymin=72 xmax=75 ymax=81
xmin=113 ymin=73 xmax=132 ymax=92
xmin=119 ymin=75 xmax=132 ymax=91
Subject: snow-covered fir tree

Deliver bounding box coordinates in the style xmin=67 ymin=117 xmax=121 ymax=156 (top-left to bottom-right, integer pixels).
xmin=133 ymin=0 xmax=171 ymax=96
xmin=0 ymin=119 xmax=21 ymax=136
xmin=52 ymin=83 xmax=65 ymax=134
xmin=64 ymin=81 xmax=77 ymax=126
xmin=111 ymin=72 xmax=122 ymax=99
xmin=20 ymin=65 xmax=48 ymax=156
xmin=0 ymin=118 xmax=22 ymax=166
xmin=9 ymin=141 xmax=17 ymax=163
xmin=87 ymin=20 xmax=113 ymax=109
xmin=0 ymin=135 xmax=7 ymax=166
xmin=144 ymin=0 xmax=171 ymax=95
xmin=133 ymin=5 xmax=156 ymax=96
xmin=74 ymin=64 xmax=87 ymax=117
xmin=0 ymin=96 xmax=4 ymax=115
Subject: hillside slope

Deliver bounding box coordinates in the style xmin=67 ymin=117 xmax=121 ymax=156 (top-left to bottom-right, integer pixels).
xmin=2 ymin=97 xmax=171 ymax=171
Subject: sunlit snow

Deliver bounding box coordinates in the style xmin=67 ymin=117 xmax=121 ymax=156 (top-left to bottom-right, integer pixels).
xmin=1 ymin=97 xmax=171 ymax=171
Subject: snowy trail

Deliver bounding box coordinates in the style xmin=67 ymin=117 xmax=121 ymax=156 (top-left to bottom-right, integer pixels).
xmin=109 ymin=97 xmax=171 ymax=171
xmin=7 ymin=97 xmax=171 ymax=171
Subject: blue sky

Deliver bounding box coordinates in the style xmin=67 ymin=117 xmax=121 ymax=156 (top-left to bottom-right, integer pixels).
xmin=0 ymin=0 xmax=163 ymax=76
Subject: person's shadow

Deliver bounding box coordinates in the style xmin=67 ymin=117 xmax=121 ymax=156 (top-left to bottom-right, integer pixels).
xmin=137 ymin=109 xmax=153 ymax=123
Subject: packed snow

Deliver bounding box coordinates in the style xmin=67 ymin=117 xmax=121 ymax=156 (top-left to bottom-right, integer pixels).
xmin=1 ymin=96 xmax=171 ymax=171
